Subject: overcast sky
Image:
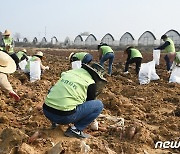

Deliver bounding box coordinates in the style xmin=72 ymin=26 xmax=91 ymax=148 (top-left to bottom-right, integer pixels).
xmin=1 ymin=0 xmax=180 ymax=41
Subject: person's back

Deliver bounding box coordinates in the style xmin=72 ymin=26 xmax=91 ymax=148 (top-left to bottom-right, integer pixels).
xmin=98 ymin=43 xmax=114 ymax=75
xmin=16 ymin=49 xmax=28 ymax=61
xmin=43 ymin=63 xmax=106 ymax=139
xmin=25 ymin=55 xmax=39 ymax=73
xmin=45 ymin=68 xmax=95 ymax=111
xmin=154 ymin=34 xmax=176 ymax=71
xmin=100 ymin=46 xmax=114 ymax=55
xmin=130 ymin=48 xmax=142 ymax=59
xmin=69 ymin=52 xmax=93 ymax=64
xmin=164 ymin=37 xmax=175 ymax=53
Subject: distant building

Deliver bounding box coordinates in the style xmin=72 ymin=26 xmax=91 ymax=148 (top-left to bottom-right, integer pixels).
xmin=164 ymin=29 xmax=180 ymax=46
xmin=120 ymin=32 xmax=134 ymax=46
xmin=51 ymin=36 xmax=58 ymax=45
xmin=23 ymin=38 xmax=28 ymax=43
xmin=74 ymin=35 xmax=88 ymax=46
xmin=33 ymin=37 xmax=38 ymax=44
xmin=85 ymin=34 xmax=97 ymax=46
xmin=63 ymin=36 xmax=73 ymax=46
xmin=101 ymin=33 xmax=114 ymax=46
xmin=138 ymin=31 xmax=156 ymax=46
xmin=41 ymin=37 xmax=47 ymax=44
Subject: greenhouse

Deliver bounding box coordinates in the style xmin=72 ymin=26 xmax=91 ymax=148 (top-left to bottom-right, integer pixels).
xmin=101 ymin=33 xmax=114 ymax=45
xmin=85 ymin=34 xmax=97 ymax=46
xmin=138 ymin=31 xmax=156 ymax=46
xmin=164 ymin=29 xmax=180 ymax=46
xmin=120 ymin=32 xmax=134 ymax=46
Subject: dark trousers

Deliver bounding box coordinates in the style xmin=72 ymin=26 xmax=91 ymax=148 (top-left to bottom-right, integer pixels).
xmin=82 ymin=54 xmax=93 ymax=64
xmin=164 ymin=54 xmax=172 ymax=71
xmin=124 ymin=57 xmax=142 ymax=74
xmin=10 ymin=53 xmax=19 ymax=69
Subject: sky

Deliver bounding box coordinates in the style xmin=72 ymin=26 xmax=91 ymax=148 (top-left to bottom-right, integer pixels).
xmin=1 ymin=0 xmax=180 ymax=42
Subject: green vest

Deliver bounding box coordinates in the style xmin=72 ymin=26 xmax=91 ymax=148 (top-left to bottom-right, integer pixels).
xmin=100 ymin=46 xmax=114 ymax=55
xmin=175 ymin=52 xmax=180 ymax=63
xmin=130 ymin=48 xmax=142 ymax=59
xmin=16 ymin=51 xmax=26 ymax=60
xmin=25 ymin=56 xmax=38 ymax=72
xmin=164 ymin=38 xmax=175 ymax=53
xmin=2 ymin=37 xmax=14 ymax=54
xmin=73 ymin=52 xmax=88 ymax=61
xmin=45 ymin=68 xmax=95 ymax=111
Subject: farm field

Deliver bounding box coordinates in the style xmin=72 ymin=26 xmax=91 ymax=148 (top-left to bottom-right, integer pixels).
xmin=0 ymin=48 xmax=179 ymax=154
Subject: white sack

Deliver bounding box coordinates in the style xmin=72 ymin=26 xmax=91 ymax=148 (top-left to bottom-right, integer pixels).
xmin=19 ymin=59 xmax=27 ymax=72
xmin=139 ymin=61 xmax=160 ymax=84
xmin=71 ymin=61 xmax=82 ymax=69
xmin=30 ymin=61 xmax=41 ymax=82
xmin=153 ymin=49 xmax=160 ymax=65
xmin=169 ymin=66 xmax=180 ymax=83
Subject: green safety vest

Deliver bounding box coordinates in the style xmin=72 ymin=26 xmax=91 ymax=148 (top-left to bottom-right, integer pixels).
xmin=73 ymin=52 xmax=88 ymax=61
xmin=16 ymin=51 xmax=27 ymax=60
xmin=175 ymin=52 xmax=180 ymax=63
xmin=130 ymin=48 xmax=142 ymax=59
xmin=100 ymin=46 xmax=114 ymax=55
xmin=45 ymin=68 xmax=95 ymax=111
xmin=2 ymin=37 xmax=14 ymax=54
xmin=164 ymin=38 xmax=175 ymax=53
xmin=25 ymin=56 xmax=38 ymax=72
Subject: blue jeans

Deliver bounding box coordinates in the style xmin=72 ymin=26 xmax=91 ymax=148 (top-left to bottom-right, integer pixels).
xmin=164 ymin=54 xmax=172 ymax=71
xmin=43 ymin=100 xmax=103 ymax=131
xmin=82 ymin=54 xmax=93 ymax=64
xmin=100 ymin=52 xmax=114 ymax=75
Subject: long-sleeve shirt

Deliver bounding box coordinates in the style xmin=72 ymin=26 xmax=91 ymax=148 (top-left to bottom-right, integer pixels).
xmin=86 ymin=83 xmax=96 ymax=101
xmin=0 ymin=73 xmax=13 ymax=92
xmin=156 ymin=41 xmax=170 ymax=50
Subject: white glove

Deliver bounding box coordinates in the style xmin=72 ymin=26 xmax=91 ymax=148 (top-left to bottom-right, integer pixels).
xmin=45 ymin=66 xmax=49 ymax=70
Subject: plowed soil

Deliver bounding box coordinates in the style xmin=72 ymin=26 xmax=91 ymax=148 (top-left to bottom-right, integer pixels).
xmin=0 ymin=48 xmax=179 ymax=154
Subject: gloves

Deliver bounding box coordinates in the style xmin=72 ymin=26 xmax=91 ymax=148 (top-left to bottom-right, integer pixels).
xmin=5 ymin=45 xmax=10 ymax=51
xmin=45 ymin=66 xmax=49 ymax=70
xmin=9 ymin=91 xmax=20 ymax=101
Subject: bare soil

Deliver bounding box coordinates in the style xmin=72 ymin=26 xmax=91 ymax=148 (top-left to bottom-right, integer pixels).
xmin=0 ymin=48 xmax=179 ymax=154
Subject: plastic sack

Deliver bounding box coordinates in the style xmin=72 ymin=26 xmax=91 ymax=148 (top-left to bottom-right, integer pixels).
xmin=18 ymin=59 xmax=27 ymax=72
xmin=139 ymin=61 xmax=160 ymax=84
xmin=153 ymin=50 xmax=160 ymax=65
xmin=71 ymin=61 xmax=82 ymax=69
xmin=30 ymin=61 xmax=41 ymax=82
xmin=169 ymin=66 xmax=180 ymax=83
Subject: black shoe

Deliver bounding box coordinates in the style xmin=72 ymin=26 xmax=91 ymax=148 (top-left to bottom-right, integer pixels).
xmin=64 ymin=127 xmax=90 ymax=138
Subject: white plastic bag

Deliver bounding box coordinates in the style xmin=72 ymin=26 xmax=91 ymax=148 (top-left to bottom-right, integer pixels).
xmin=169 ymin=66 xmax=180 ymax=83
xmin=30 ymin=61 xmax=41 ymax=82
xmin=139 ymin=61 xmax=160 ymax=84
xmin=19 ymin=59 xmax=27 ymax=72
xmin=153 ymin=49 xmax=160 ymax=65
xmin=71 ymin=61 xmax=81 ymax=69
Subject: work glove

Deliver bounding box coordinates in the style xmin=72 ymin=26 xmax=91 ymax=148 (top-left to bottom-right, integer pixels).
xmin=5 ymin=45 xmax=10 ymax=51
xmin=45 ymin=66 xmax=49 ymax=70
xmin=9 ymin=91 xmax=20 ymax=101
